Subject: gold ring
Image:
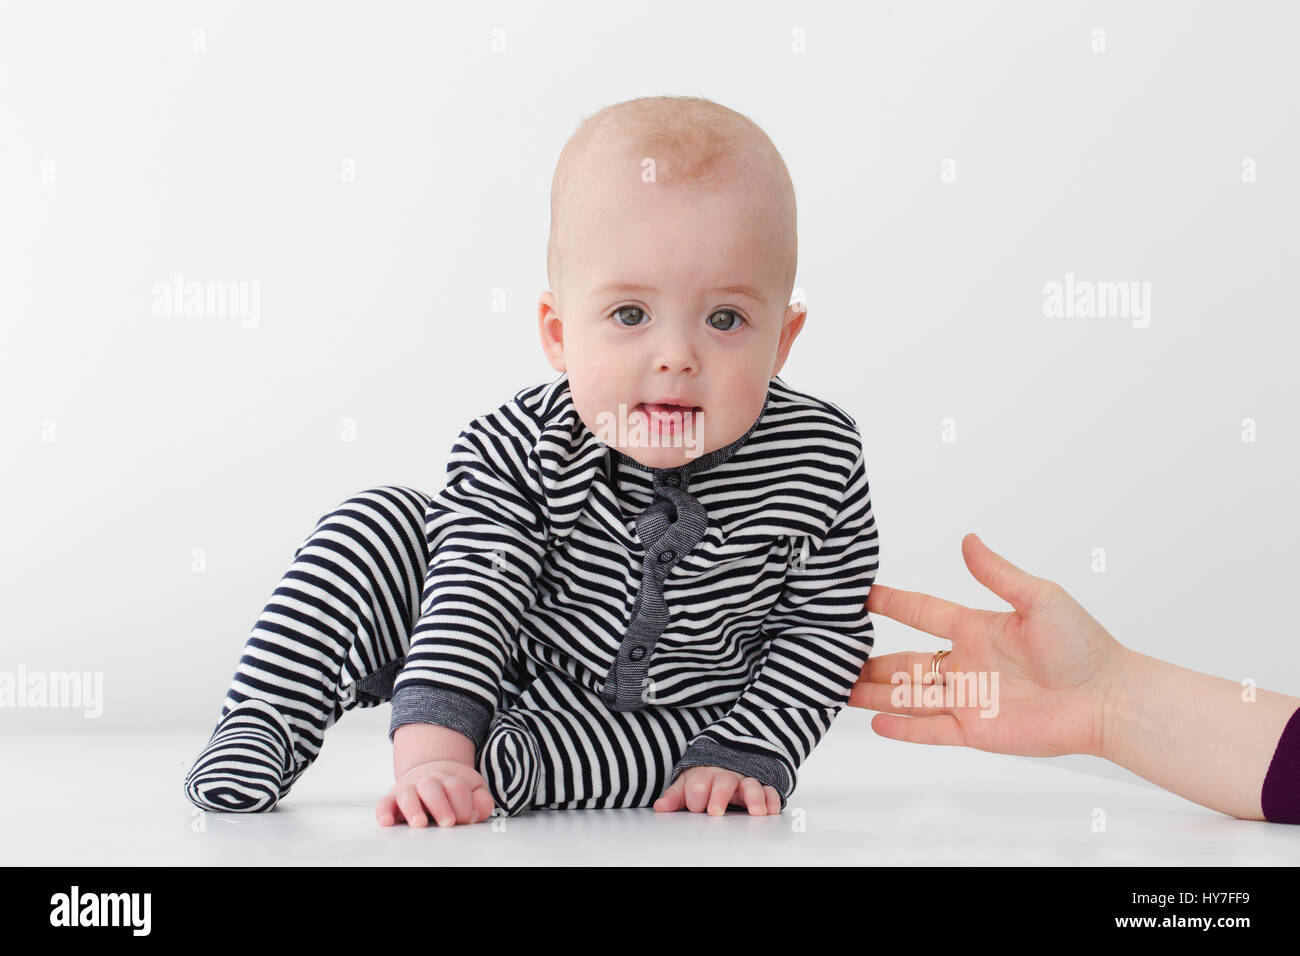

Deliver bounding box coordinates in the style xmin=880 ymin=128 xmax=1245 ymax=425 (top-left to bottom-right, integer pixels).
xmin=931 ymin=649 xmax=951 ymax=685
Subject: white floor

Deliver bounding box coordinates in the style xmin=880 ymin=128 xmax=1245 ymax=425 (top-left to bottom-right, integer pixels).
xmin=6 ymin=707 xmax=1298 ymax=866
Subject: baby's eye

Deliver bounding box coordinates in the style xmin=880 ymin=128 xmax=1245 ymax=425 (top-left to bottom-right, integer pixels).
xmin=612 ymin=306 xmax=647 ymax=327
xmin=708 ymin=309 xmax=746 ymax=332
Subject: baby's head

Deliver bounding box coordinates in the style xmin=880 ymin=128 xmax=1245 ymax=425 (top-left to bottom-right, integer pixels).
xmin=538 ymin=95 xmax=806 ymax=469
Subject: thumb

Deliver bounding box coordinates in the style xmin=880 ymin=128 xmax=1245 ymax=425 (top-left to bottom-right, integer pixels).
xmin=961 ymin=533 xmax=1054 ymax=615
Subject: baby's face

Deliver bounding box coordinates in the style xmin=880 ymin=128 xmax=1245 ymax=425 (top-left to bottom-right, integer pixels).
xmin=539 ymin=153 xmax=804 ymax=470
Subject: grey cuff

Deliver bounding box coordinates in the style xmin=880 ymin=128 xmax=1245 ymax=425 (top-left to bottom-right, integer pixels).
xmin=388 ymin=683 xmax=494 ymax=752
xmin=670 ymin=736 xmax=793 ymax=810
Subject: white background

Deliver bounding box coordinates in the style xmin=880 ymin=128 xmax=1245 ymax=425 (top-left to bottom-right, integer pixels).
xmin=3 ymin=0 xmax=1297 ymax=748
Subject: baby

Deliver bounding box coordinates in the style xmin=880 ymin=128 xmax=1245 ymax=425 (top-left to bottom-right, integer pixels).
xmin=183 ymin=95 xmax=879 ymax=824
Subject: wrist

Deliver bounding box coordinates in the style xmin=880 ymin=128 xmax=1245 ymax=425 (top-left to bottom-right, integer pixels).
xmin=393 ymin=722 xmax=476 ymax=776
xmin=1096 ymin=645 xmax=1155 ymax=763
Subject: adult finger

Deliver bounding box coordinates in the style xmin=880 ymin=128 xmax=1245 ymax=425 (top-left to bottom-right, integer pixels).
xmin=847 ymin=670 xmax=953 ymax=715
xmin=961 ymin=533 xmax=1055 ymax=615
xmin=870 ymin=712 xmax=965 ymax=747
xmin=867 ymin=585 xmax=970 ymax=642
xmin=860 ymin=651 xmax=963 ymax=687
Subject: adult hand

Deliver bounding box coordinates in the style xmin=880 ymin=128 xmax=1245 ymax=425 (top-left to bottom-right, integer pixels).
xmin=848 ymin=533 xmax=1131 ymax=759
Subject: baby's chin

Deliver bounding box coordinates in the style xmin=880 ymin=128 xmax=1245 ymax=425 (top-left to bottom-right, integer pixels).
xmin=619 ymin=441 xmax=709 ymax=470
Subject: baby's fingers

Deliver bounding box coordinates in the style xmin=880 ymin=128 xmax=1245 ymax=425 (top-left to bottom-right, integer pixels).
xmin=375 ymin=793 xmax=399 ymax=827
xmin=707 ymin=774 xmax=739 ymax=816
xmin=764 ymin=786 xmax=781 ymax=815
xmin=415 ymin=777 xmax=459 ymax=827
xmin=736 ymin=777 xmax=768 ymax=816
xmin=438 ymin=775 xmax=475 ymax=824
xmin=653 ymin=776 xmax=687 ymax=812
xmin=684 ymin=770 xmax=715 ymax=814
xmin=393 ymin=785 xmax=432 ymax=828
xmin=470 ymin=784 xmax=495 ymax=824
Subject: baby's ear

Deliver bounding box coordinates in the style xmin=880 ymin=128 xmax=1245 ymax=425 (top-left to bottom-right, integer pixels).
xmin=537 ymin=291 xmax=566 ymax=372
xmin=785 ymin=301 xmax=808 ymax=330
xmin=771 ymin=303 xmax=807 ymax=377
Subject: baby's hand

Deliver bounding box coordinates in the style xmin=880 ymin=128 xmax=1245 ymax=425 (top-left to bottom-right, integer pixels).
xmin=653 ymin=765 xmax=782 ymax=816
xmin=375 ymin=759 xmax=495 ymax=828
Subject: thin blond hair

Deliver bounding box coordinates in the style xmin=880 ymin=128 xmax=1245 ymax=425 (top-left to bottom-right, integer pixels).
xmin=547 ymin=95 xmax=797 ymax=299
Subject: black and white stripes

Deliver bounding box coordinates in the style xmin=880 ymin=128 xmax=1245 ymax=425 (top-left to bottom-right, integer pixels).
xmin=185 ymin=485 xmax=433 ymax=812
xmin=184 ymin=372 xmax=878 ymax=815
xmin=388 ymin=371 xmax=879 ymax=810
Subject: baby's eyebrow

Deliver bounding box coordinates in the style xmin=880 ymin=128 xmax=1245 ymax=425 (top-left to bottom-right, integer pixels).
xmin=592 ymin=280 xmax=768 ymax=305
xmin=716 ymin=283 xmax=767 ymax=305
xmin=592 ymin=281 xmax=658 ymax=297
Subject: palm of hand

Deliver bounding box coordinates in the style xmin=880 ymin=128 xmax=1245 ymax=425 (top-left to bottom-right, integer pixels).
xmin=864 ymin=535 xmax=1126 ymax=761
xmin=944 ymin=599 xmax=1111 ymax=758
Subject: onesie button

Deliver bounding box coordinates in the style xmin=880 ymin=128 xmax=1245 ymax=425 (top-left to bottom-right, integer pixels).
xmin=657 ymin=550 xmax=675 ymax=563
xmin=629 ymin=646 xmax=646 ymax=661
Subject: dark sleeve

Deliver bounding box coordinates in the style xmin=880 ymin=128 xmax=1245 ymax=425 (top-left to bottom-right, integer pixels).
xmin=1261 ymin=705 xmax=1300 ymax=824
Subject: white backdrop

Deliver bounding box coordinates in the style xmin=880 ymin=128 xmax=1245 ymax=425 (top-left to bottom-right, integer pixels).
xmin=2 ymin=0 xmax=1297 ymax=739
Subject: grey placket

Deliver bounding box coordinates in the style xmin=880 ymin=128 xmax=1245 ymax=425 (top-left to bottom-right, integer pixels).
xmin=600 ymin=393 xmax=770 ymax=711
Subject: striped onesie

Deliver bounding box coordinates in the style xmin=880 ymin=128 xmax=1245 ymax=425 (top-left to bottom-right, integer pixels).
xmin=184 ymin=372 xmax=879 ymax=816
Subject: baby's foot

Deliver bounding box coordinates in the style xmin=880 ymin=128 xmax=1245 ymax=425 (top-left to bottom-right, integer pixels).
xmin=184 ymin=698 xmax=296 ymax=812
xmin=479 ymin=711 xmax=541 ymax=817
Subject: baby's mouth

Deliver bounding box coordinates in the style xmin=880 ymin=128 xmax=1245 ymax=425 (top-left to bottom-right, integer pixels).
xmin=636 ymin=403 xmax=701 ymax=415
